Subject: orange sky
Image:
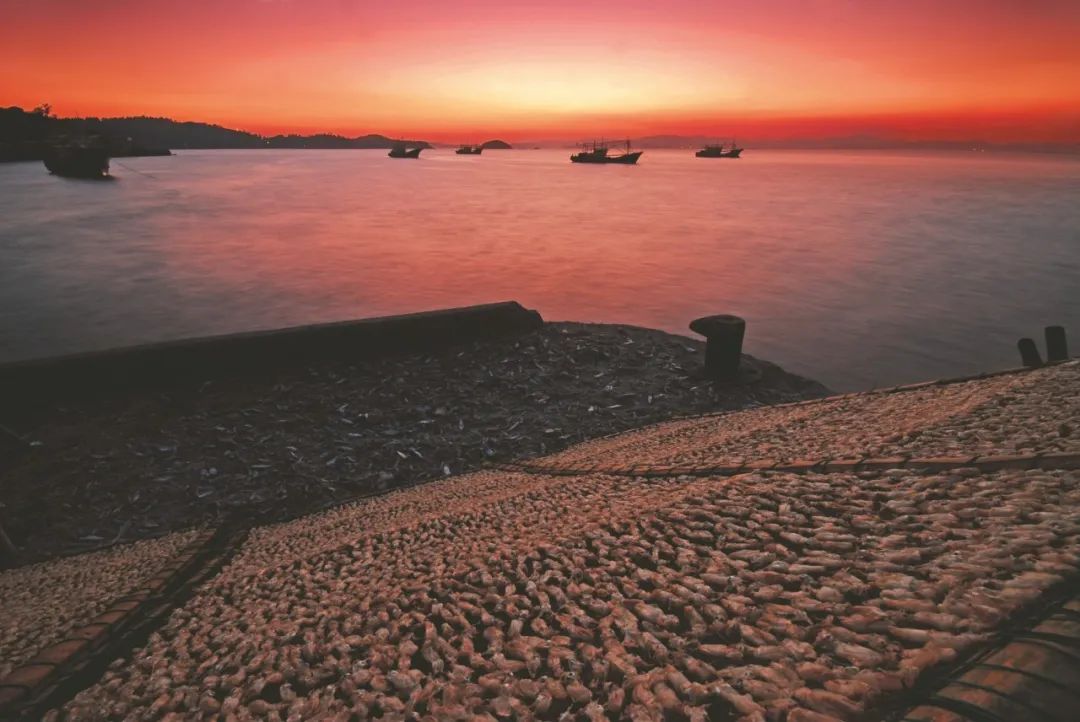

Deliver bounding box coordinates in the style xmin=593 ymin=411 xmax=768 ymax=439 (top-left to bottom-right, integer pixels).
xmin=2 ymin=0 xmax=1079 ymax=142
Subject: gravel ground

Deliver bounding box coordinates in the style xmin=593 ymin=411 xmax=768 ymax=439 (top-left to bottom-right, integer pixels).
xmin=0 ymin=323 xmax=827 ymax=566
xmin=53 ymin=465 xmax=1080 ymax=721
xmin=542 ymin=362 xmax=1079 ymax=469
xmin=0 ymin=529 xmax=200 ymax=679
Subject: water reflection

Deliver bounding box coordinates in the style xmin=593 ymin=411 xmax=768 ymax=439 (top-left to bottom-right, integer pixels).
xmin=0 ymin=149 xmax=1077 ymax=390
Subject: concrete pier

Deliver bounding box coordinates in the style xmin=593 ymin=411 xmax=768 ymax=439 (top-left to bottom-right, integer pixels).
xmin=0 ymin=302 xmax=543 ymax=412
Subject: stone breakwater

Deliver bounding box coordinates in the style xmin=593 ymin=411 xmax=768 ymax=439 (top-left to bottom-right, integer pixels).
xmin=1 ymin=361 xmax=1077 ymax=720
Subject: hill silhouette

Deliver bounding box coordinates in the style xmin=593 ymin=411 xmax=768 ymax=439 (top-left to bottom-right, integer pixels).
xmin=0 ymin=106 xmax=172 ymax=161
xmin=0 ymin=106 xmax=431 ymax=161
xmin=263 ymin=133 xmax=432 ymax=150
xmin=481 ymin=139 xmax=512 ymax=149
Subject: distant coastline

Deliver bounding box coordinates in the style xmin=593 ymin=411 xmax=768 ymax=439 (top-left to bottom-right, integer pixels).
xmin=525 ymin=134 xmax=1080 ymax=155
xmin=0 ymin=106 xmax=434 ymax=162
xmin=627 ymin=134 xmax=1080 ymax=155
xmin=3 ymin=105 xmax=1077 ymax=161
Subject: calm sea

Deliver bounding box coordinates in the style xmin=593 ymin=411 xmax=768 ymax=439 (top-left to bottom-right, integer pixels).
xmin=1 ymin=149 xmax=1077 ymax=391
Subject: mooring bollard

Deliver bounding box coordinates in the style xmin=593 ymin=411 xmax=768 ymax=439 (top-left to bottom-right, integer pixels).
xmin=690 ymin=314 xmax=745 ymax=380
xmin=1045 ymin=325 xmax=1069 ymax=362
xmin=1018 ymin=338 xmax=1043 ymax=368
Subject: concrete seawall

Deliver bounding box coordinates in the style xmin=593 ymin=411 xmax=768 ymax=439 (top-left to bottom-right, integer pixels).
xmin=0 ymin=301 xmax=543 ymax=411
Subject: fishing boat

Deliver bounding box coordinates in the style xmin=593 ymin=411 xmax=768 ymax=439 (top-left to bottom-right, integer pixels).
xmin=570 ymin=139 xmax=642 ymax=164
xmin=43 ymin=143 xmax=110 ymax=178
xmin=455 ymin=144 xmax=483 ymax=155
xmin=695 ymin=140 xmax=743 ymax=158
xmin=388 ymin=142 xmax=423 ymax=159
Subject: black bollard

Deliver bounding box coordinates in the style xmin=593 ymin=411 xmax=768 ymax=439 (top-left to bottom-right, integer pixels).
xmin=689 ymin=315 xmax=745 ymax=380
xmin=1017 ymin=338 xmax=1043 ymax=368
xmin=1045 ymin=326 xmax=1068 ymax=362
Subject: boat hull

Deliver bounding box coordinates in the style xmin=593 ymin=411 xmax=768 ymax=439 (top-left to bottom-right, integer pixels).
xmin=388 ymin=147 xmax=423 ymax=158
xmin=455 ymin=147 xmax=483 ymax=155
xmin=696 ymin=148 xmax=742 ymax=158
xmin=570 ymin=151 xmax=642 ymax=164
xmin=43 ymin=147 xmax=110 ymax=178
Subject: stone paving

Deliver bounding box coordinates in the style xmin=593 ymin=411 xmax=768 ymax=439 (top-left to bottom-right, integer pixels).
xmin=0 ymin=530 xmax=200 ymax=680
xmin=3 ymin=361 xmax=1078 ymax=721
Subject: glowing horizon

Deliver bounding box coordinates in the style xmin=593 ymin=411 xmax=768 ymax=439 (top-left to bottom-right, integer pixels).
xmin=3 ymin=0 xmax=1079 ymax=144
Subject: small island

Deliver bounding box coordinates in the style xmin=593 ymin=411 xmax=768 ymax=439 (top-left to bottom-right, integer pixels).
xmin=481 ymin=139 xmax=512 ymax=149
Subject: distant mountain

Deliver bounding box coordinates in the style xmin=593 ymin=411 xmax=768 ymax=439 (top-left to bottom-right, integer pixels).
xmin=512 ymin=134 xmax=1079 ymax=154
xmin=358 ymin=134 xmax=432 ymax=149
xmin=5 ymin=106 xmax=1074 ymax=160
xmin=264 ymin=133 xmax=431 ymax=149
xmin=1 ymin=106 xmax=173 ymax=161
xmin=0 ymin=106 xmax=433 ymax=161
xmin=83 ymin=121 xmax=429 ymax=150
xmin=634 ymin=134 xmax=1079 ymax=154
xmin=637 ymin=135 xmax=715 ymax=149
xmin=85 ymin=116 xmax=262 ymax=149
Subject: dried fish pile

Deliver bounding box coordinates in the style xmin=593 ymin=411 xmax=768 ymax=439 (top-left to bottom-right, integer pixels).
xmin=0 ymin=323 xmax=826 ymax=565
xmin=55 ymin=466 xmax=1080 ymax=721
xmin=901 ymin=361 xmax=1079 ymax=457
xmin=0 ymin=529 xmax=199 ymax=679
xmin=229 ymin=469 xmax=580 ymax=577
xmin=545 ymin=362 xmax=1078 ymax=469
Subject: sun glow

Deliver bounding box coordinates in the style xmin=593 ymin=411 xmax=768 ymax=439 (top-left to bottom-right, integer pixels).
xmin=2 ymin=0 xmax=1079 ymax=142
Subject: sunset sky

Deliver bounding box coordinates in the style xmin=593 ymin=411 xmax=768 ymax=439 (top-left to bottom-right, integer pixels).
xmin=2 ymin=0 xmax=1079 ymax=143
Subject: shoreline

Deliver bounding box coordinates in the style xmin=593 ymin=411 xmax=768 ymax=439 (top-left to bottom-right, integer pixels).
xmin=0 ymin=321 xmax=828 ymax=566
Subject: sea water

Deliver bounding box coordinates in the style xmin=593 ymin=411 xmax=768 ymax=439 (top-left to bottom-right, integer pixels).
xmin=1 ymin=148 xmax=1077 ymax=391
